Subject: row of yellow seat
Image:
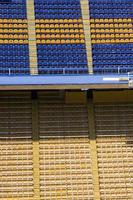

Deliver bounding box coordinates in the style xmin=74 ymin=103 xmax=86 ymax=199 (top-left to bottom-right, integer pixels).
xmin=36 ymin=34 xmax=84 ymax=39
xmin=0 ymin=24 xmax=28 ymax=28
xmin=0 ymin=34 xmax=28 ymax=39
xmin=91 ymin=33 xmax=133 ymax=38
xmin=91 ymin=38 xmax=133 ymax=43
xmin=36 ymin=24 xmax=83 ymax=28
xmin=91 ymin=29 xmax=132 ymax=33
xmin=91 ymin=23 xmax=132 ymax=28
xmin=36 ymin=29 xmax=84 ymax=33
xmin=0 ymin=39 xmax=28 ymax=44
xmin=35 ymin=19 xmax=82 ymax=23
xmin=90 ymin=18 xmax=132 ymax=23
xmin=0 ymin=19 xmax=27 ymax=23
xmin=0 ymin=29 xmax=28 ymax=33
xmin=36 ymin=39 xmax=85 ymax=44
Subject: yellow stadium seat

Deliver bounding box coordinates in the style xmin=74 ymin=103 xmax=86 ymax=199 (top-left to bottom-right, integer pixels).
xmin=79 ymin=29 xmax=84 ymax=33
xmin=75 ymin=29 xmax=79 ymax=33
xmin=59 ymin=24 xmax=64 ymax=28
xmin=91 ymin=39 xmax=95 ymax=43
xmin=36 ymin=39 xmax=40 ymax=44
xmin=12 ymin=19 xmax=17 ymax=23
xmin=36 ymin=24 xmax=40 ymax=28
xmin=64 ymin=34 xmax=69 ymax=38
xmin=78 ymin=24 xmax=83 ymax=28
xmin=55 ymin=29 xmax=60 ymax=33
xmin=100 ymin=34 xmax=105 ymax=38
xmin=95 ymin=19 xmax=100 ymax=23
xmin=104 ymin=19 xmax=109 ymax=23
xmin=90 ymin=19 xmax=95 ymax=23
xmin=61 ymin=39 xmax=66 ymax=43
xmin=108 ymin=19 xmax=113 ymax=23
xmin=56 ymin=34 xmax=61 ymax=38
xmin=117 ymin=19 xmax=123 ymax=23
xmin=40 ymin=24 xmax=45 ymax=28
xmin=77 ymin=19 xmax=82 ymax=23
xmin=45 ymin=19 xmax=49 ymax=23
xmin=91 ymin=35 xmax=95 ymax=39
xmin=73 ymin=19 xmax=78 ymax=23
xmin=80 ymin=34 xmax=84 ymax=39
xmin=75 ymin=34 xmax=80 ymax=39
xmin=23 ymin=19 xmax=27 ymax=23
xmin=127 ymin=19 xmax=132 ymax=22
xmin=54 ymin=24 xmax=59 ymax=28
xmin=63 ymin=19 xmax=68 ymax=23
xmin=58 ymin=19 xmax=63 ymax=23
xmin=4 ymin=24 xmax=9 ymax=28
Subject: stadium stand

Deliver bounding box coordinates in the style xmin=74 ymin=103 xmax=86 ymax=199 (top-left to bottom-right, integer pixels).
xmin=95 ymin=103 xmax=133 ymax=199
xmin=0 ymin=92 xmax=33 ymax=200
xmin=0 ymin=0 xmax=132 ymax=75
xmin=0 ymin=0 xmax=30 ymax=75
xmin=0 ymin=1 xmax=133 ymax=199
xmin=38 ymin=91 xmax=94 ymax=199
xmin=34 ymin=0 xmax=89 ymax=74
xmin=93 ymin=91 xmax=133 ymax=200
xmin=0 ymin=90 xmax=133 ymax=200
xmin=89 ymin=0 xmax=133 ymax=74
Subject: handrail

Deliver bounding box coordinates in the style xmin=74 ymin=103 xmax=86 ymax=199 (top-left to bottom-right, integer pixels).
xmin=0 ymin=67 xmax=131 ymax=76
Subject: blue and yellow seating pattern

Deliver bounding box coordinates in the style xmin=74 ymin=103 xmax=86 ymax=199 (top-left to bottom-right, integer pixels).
xmin=0 ymin=0 xmax=29 ymax=75
xmin=89 ymin=0 xmax=133 ymax=74
xmin=0 ymin=0 xmax=132 ymax=75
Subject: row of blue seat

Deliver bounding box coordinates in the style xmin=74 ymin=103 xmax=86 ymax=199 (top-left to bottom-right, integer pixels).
xmin=37 ymin=44 xmax=86 ymax=50
xmin=35 ymin=14 xmax=81 ymax=19
xmin=0 ymin=44 xmax=29 ymax=72
xmin=93 ymin=60 xmax=133 ymax=64
xmin=34 ymin=0 xmax=81 ymax=19
xmin=89 ymin=0 xmax=132 ymax=18
xmin=89 ymin=0 xmax=131 ymax=3
xmin=92 ymin=44 xmax=133 ymax=48
xmin=0 ymin=0 xmax=26 ymax=18
xmin=93 ymin=54 xmax=133 ymax=59
xmin=0 ymin=0 xmax=24 ymax=3
xmin=37 ymin=44 xmax=88 ymax=73
xmin=36 ymin=0 xmax=80 ymax=4
xmin=90 ymin=14 xmax=132 ymax=18
xmin=38 ymin=68 xmax=88 ymax=75
xmin=92 ymin=43 xmax=133 ymax=74
xmin=94 ymin=67 xmax=133 ymax=74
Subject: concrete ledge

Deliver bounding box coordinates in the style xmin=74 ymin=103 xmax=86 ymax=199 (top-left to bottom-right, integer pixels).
xmin=0 ymin=74 xmax=129 ymax=90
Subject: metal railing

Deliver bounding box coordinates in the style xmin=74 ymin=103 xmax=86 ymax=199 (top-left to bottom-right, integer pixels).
xmin=0 ymin=67 xmax=132 ymax=76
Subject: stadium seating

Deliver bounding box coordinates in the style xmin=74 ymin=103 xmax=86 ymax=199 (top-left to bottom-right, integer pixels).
xmin=34 ymin=0 xmax=82 ymax=19
xmin=89 ymin=0 xmax=132 ymax=19
xmin=0 ymin=0 xmax=27 ymax=19
xmin=34 ymin=0 xmax=88 ymax=75
xmin=94 ymin=103 xmax=133 ymax=199
xmin=38 ymin=91 xmax=94 ymax=199
xmin=37 ymin=44 xmax=88 ymax=74
xmin=0 ymin=92 xmax=33 ymax=199
xmin=0 ymin=0 xmax=30 ymax=75
xmin=90 ymin=0 xmax=133 ymax=74
xmin=0 ymin=0 xmax=132 ymax=75
xmin=0 ymin=44 xmax=29 ymax=75
xmin=92 ymin=44 xmax=133 ymax=74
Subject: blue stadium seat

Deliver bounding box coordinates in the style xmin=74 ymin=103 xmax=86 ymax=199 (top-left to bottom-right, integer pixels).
xmin=0 ymin=0 xmax=27 ymax=19
xmin=34 ymin=0 xmax=82 ymax=19
xmin=37 ymin=44 xmax=88 ymax=75
xmin=92 ymin=44 xmax=133 ymax=74
xmin=89 ymin=0 xmax=133 ymax=19
xmin=0 ymin=44 xmax=30 ymax=75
